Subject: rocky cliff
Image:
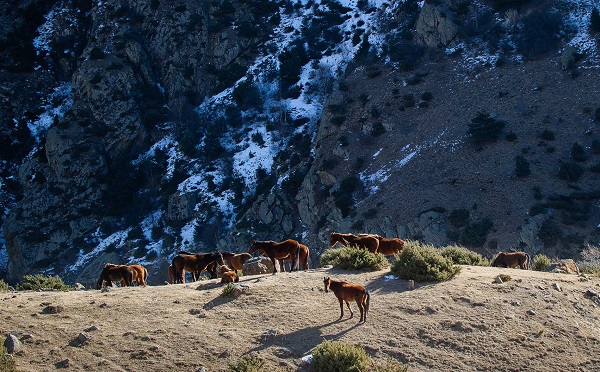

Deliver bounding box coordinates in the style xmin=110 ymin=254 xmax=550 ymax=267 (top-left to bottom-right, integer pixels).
xmin=1 ymin=0 xmax=599 ymax=284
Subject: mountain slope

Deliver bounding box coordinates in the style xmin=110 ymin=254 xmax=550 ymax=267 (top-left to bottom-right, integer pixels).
xmin=2 ymin=267 xmax=599 ymax=371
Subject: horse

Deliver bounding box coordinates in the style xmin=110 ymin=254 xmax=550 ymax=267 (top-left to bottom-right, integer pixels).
xmin=220 ymin=252 xmax=253 ymax=276
xmin=171 ymin=251 xmax=225 ymax=284
xmin=323 ymin=276 xmax=370 ymax=323
xmin=249 ymin=239 xmax=300 ymax=274
xmin=491 ymin=251 xmax=531 ymax=270
xmin=219 ymin=265 xmax=239 ymax=284
xmin=104 ymin=263 xmax=148 ymax=286
xmin=330 ymin=232 xmax=379 ymax=253
xmin=97 ymin=264 xmax=134 ymax=289
xmin=278 ymin=244 xmax=310 ymax=271
xmin=359 ymin=234 xmax=405 ymax=256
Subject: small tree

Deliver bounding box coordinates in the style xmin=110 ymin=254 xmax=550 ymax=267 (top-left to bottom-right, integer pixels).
xmin=468 ymin=111 xmax=505 ymax=144
xmin=571 ymin=142 xmax=588 ymax=162
xmin=591 ymin=7 xmax=600 ymax=32
xmin=515 ymin=155 xmax=531 ymax=177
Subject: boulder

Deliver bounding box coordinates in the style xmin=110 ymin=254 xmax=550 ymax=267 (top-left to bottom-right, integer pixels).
xmin=3 ymin=334 xmax=22 ymax=353
xmin=415 ymin=1 xmax=459 ymax=48
xmin=242 ymin=257 xmax=274 ymax=276
xmin=548 ymin=259 xmax=580 ymax=275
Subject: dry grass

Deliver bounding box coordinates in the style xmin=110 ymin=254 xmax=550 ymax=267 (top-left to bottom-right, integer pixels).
xmin=1 ymin=266 xmax=599 ymax=371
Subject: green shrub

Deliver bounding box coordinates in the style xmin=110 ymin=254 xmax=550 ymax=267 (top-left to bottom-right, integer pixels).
xmin=320 ymin=246 xmax=389 ymax=271
xmin=558 ymin=161 xmax=584 ymax=182
xmin=540 ymin=129 xmax=555 ymax=140
xmin=468 ymin=111 xmax=505 ymax=144
xmin=16 ymin=274 xmax=73 ymax=291
xmin=0 ymin=346 xmax=16 ymax=372
xmin=221 ymin=284 xmax=237 ymax=298
xmin=514 ymin=155 xmax=531 ymax=177
xmin=391 ymin=242 xmax=461 ymax=282
xmin=0 ymin=279 xmax=9 ymax=291
xmin=571 ymin=143 xmax=588 ymax=162
xmin=228 ymin=355 xmax=265 ymax=372
xmin=311 ymin=340 xmax=369 ymax=372
xmin=591 ymin=7 xmax=600 ymax=32
xmin=441 ymin=245 xmax=489 ymax=266
xmin=460 ymin=218 xmax=493 ymax=248
xmin=448 ymin=209 xmax=470 ymax=228
xmin=532 ymin=254 xmax=551 ymax=272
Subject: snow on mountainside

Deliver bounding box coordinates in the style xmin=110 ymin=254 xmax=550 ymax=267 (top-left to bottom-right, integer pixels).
xmin=1 ymin=0 xmax=599 ymax=283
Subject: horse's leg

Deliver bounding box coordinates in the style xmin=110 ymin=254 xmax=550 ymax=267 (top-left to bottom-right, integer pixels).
xmin=120 ymin=280 xmax=126 ymax=287
xmin=279 ymin=259 xmax=285 ymax=273
xmin=271 ymin=256 xmax=277 ymax=274
xmin=357 ymin=298 xmax=364 ymax=322
xmin=338 ymin=298 xmax=344 ymax=320
xmin=346 ymin=301 xmax=353 ymax=318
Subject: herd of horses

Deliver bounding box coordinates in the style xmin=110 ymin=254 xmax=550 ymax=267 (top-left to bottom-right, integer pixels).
xmin=96 ymin=231 xmax=532 ymax=322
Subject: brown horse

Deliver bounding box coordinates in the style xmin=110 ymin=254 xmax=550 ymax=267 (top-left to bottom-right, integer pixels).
xmin=359 ymin=234 xmax=405 ymax=256
xmin=330 ymin=232 xmax=379 ymax=253
xmin=104 ymin=263 xmax=148 ymax=286
xmin=323 ymin=276 xmax=370 ymax=323
xmin=249 ymin=239 xmax=300 ymax=274
xmin=491 ymin=251 xmax=531 ymax=270
xmin=278 ymin=244 xmax=310 ymax=271
xmin=171 ymin=251 xmax=225 ymax=284
xmin=220 ymin=252 xmax=253 ymax=276
xmin=97 ymin=264 xmax=134 ymax=289
xmin=219 ymin=265 xmax=239 ymax=284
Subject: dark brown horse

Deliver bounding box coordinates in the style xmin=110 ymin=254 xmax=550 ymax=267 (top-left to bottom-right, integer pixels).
xmin=278 ymin=244 xmax=310 ymax=271
xmin=249 ymin=239 xmax=300 ymax=274
xmin=97 ymin=264 xmax=134 ymax=289
xmin=491 ymin=251 xmax=531 ymax=270
xmin=171 ymin=251 xmax=225 ymax=284
xmin=323 ymin=276 xmax=370 ymax=323
xmin=330 ymin=232 xmax=379 ymax=253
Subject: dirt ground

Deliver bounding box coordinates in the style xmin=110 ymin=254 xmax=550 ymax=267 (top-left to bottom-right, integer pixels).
xmin=2 ymin=265 xmax=600 ymax=371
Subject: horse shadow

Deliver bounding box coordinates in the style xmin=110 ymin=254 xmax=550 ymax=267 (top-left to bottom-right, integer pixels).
xmin=248 ymin=320 xmax=362 ymax=363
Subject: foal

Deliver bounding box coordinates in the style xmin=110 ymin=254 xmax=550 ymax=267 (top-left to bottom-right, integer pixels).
xmin=323 ymin=276 xmax=370 ymax=323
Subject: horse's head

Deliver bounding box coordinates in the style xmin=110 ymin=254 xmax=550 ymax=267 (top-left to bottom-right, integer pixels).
xmin=329 ymin=233 xmax=338 ymax=247
xmin=249 ymin=240 xmax=259 ymax=254
xmin=323 ymin=276 xmax=331 ymax=292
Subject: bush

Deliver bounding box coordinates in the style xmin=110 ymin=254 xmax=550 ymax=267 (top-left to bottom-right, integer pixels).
xmin=221 ymin=284 xmax=237 ymax=298
xmin=311 ymin=340 xmax=369 ymax=372
xmin=579 ymin=242 xmax=600 ymax=276
xmin=390 ymin=242 xmax=461 ymax=282
xmin=571 ymin=143 xmax=588 ymax=162
xmin=515 ymin=11 xmax=564 ymax=59
xmin=16 ymin=274 xmax=73 ymax=291
xmin=460 ymin=218 xmax=493 ymax=248
xmin=558 ymin=161 xmax=585 ymax=182
xmin=591 ymin=7 xmax=600 ymax=32
xmin=0 ymin=279 xmax=9 ymax=291
xmin=468 ymin=111 xmax=505 ymax=144
xmin=441 ymin=246 xmax=490 ymax=266
xmin=228 ymin=355 xmax=265 ymax=371
xmin=0 ymin=346 xmax=16 ymax=372
xmin=540 ymin=129 xmax=555 ymax=141
xmin=532 ymin=254 xmax=551 ymax=272
xmin=448 ymin=209 xmax=470 ymax=228
xmin=515 ymin=155 xmax=531 ymax=177
xmin=320 ymin=246 xmax=390 ymax=271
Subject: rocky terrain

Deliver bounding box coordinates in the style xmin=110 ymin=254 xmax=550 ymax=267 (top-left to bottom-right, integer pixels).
xmin=1 ymin=0 xmax=599 ymax=287
xmin=2 ymin=265 xmax=600 ymax=371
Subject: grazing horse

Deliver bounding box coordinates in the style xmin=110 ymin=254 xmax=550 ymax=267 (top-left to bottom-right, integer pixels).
xmin=220 ymin=252 xmax=253 ymax=276
xmin=360 ymin=234 xmax=405 ymax=256
xmin=330 ymin=232 xmax=379 ymax=253
xmin=104 ymin=263 xmax=148 ymax=286
xmin=491 ymin=251 xmax=531 ymax=270
xmin=323 ymin=276 xmax=370 ymax=323
xmin=171 ymin=252 xmax=225 ymax=284
xmin=279 ymin=244 xmax=310 ymax=271
xmin=219 ymin=265 xmax=239 ymax=284
xmin=97 ymin=264 xmax=134 ymax=289
xmin=249 ymin=239 xmax=300 ymax=274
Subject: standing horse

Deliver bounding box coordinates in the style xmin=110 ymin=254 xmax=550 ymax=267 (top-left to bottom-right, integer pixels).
xmin=249 ymin=239 xmax=300 ymax=274
xmin=359 ymin=234 xmax=405 ymax=256
xmin=171 ymin=252 xmax=225 ymax=284
xmin=97 ymin=264 xmax=134 ymax=289
xmin=491 ymin=251 xmax=531 ymax=270
xmin=279 ymin=244 xmax=310 ymax=271
xmin=323 ymin=276 xmax=370 ymax=323
xmin=330 ymin=232 xmax=379 ymax=253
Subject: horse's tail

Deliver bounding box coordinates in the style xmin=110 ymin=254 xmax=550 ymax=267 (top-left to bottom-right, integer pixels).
xmin=364 ymin=289 xmax=370 ymax=313
xmin=296 ymin=242 xmax=300 ymax=271
xmin=491 ymin=254 xmax=499 ymax=267
xmin=143 ymin=267 xmax=148 ymax=285
xmin=525 ymin=253 xmax=531 ymax=270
